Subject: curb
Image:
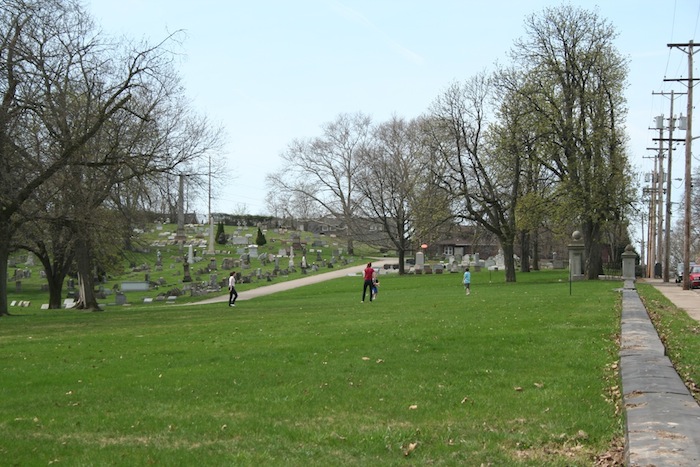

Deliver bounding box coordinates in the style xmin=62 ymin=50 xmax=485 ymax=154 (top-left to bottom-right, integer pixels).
xmin=621 ymin=282 xmax=700 ymax=465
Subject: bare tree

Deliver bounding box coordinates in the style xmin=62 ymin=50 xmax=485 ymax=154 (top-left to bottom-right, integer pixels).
xmin=426 ymin=74 xmax=521 ymax=282
xmin=355 ymin=116 xmax=425 ymax=274
xmin=266 ymin=112 xmax=371 ymax=255
xmin=0 ymin=0 xmax=221 ymax=314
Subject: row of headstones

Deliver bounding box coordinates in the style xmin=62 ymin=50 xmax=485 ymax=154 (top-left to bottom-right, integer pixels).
xmin=10 ymin=269 xmax=32 ymax=280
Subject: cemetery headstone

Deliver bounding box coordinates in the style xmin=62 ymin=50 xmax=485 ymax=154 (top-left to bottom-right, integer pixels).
xmin=115 ymin=293 xmax=127 ymax=305
xmin=188 ymin=244 xmax=194 ymax=264
xmin=183 ymin=262 xmax=192 ymax=282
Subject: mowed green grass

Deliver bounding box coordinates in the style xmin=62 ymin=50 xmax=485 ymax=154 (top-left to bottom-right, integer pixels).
xmin=0 ymin=270 xmax=623 ymax=466
xmin=636 ymin=283 xmax=700 ymax=400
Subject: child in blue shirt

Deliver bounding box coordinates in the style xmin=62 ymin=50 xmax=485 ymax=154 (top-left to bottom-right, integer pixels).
xmin=462 ymin=267 xmax=471 ymax=296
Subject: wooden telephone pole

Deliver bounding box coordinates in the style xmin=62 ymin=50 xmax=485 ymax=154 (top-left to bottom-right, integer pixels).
xmin=666 ymin=40 xmax=698 ymax=290
xmin=651 ymin=91 xmax=687 ymax=282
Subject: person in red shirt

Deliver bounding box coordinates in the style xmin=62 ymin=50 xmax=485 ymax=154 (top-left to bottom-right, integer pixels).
xmin=362 ymin=262 xmax=375 ymax=302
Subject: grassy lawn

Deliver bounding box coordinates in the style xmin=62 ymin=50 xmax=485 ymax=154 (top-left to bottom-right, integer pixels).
xmin=0 ymin=270 xmax=623 ymax=466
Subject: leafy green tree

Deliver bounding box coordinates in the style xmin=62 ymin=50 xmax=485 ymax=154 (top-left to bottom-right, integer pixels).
xmin=505 ymin=4 xmax=633 ymax=279
xmin=491 ymin=73 xmax=556 ymax=272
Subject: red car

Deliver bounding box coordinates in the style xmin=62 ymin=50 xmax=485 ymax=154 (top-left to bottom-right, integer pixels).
xmin=690 ymin=265 xmax=700 ymax=289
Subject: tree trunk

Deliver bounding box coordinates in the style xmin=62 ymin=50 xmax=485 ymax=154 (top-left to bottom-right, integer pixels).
xmin=0 ymin=239 xmax=10 ymax=316
xmin=582 ymin=221 xmax=603 ymax=280
xmin=42 ymin=260 xmax=69 ymax=310
xmin=503 ymin=242 xmax=517 ymax=283
xmin=519 ymin=230 xmax=531 ymax=273
xmin=34 ymin=249 xmax=73 ymax=310
xmin=532 ymin=230 xmax=540 ymax=271
xmin=47 ymin=275 xmax=66 ymax=310
xmin=398 ymin=248 xmax=405 ymax=275
xmin=74 ymin=237 xmax=101 ymax=311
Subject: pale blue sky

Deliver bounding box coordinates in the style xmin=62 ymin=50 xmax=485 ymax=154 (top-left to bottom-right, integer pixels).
xmin=88 ymin=0 xmax=699 ymax=227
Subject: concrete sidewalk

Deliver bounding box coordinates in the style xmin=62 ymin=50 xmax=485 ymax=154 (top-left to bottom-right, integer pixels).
xmin=643 ymin=278 xmax=700 ymax=322
xmin=195 ymin=259 xmax=396 ymax=305
xmin=621 ymin=279 xmax=700 ymax=466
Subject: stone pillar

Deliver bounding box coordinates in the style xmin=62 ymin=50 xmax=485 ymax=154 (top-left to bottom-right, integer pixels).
xmin=415 ymin=251 xmax=424 ymax=273
xmin=568 ymin=231 xmax=585 ymax=281
xmin=622 ymin=244 xmax=637 ymax=280
xmin=415 ymin=251 xmax=424 ymax=266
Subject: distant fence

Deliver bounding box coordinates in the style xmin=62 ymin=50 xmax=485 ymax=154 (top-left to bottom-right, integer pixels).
xmin=601 ymin=261 xmax=622 ymax=279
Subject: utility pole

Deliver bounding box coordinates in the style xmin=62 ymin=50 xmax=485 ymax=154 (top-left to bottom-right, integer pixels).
xmin=664 ymin=109 xmax=674 ymax=283
xmin=656 ymin=120 xmax=664 ymax=279
xmin=651 ymin=90 xmax=687 ymax=282
xmin=644 ymin=120 xmax=660 ymax=279
xmin=644 ymin=176 xmax=655 ymax=279
xmin=643 ymin=178 xmax=656 ymax=279
xmin=666 ymin=40 xmax=698 ymax=290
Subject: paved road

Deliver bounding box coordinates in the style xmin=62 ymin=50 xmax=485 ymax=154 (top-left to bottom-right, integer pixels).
xmin=195 ymin=259 xmax=396 ymax=305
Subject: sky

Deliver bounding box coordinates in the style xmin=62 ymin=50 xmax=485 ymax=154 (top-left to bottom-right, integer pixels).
xmin=87 ymin=0 xmax=700 ymax=243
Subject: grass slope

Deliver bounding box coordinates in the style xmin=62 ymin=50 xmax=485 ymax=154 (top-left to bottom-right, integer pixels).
xmin=637 ymin=283 xmax=700 ymax=400
xmin=0 ymin=270 xmax=623 ymax=466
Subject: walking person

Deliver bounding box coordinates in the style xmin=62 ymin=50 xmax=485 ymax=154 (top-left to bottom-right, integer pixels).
xmin=228 ymin=271 xmax=238 ymax=307
xmin=361 ymin=262 xmax=375 ymax=302
xmin=463 ymin=267 xmax=471 ymax=296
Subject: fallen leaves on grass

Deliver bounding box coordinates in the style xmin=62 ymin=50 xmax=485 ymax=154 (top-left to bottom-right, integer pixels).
xmin=403 ymin=441 xmax=418 ymax=456
xmin=361 ymin=356 xmax=384 ymax=364
xmin=594 ymin=436 xmax=625 ymax=466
